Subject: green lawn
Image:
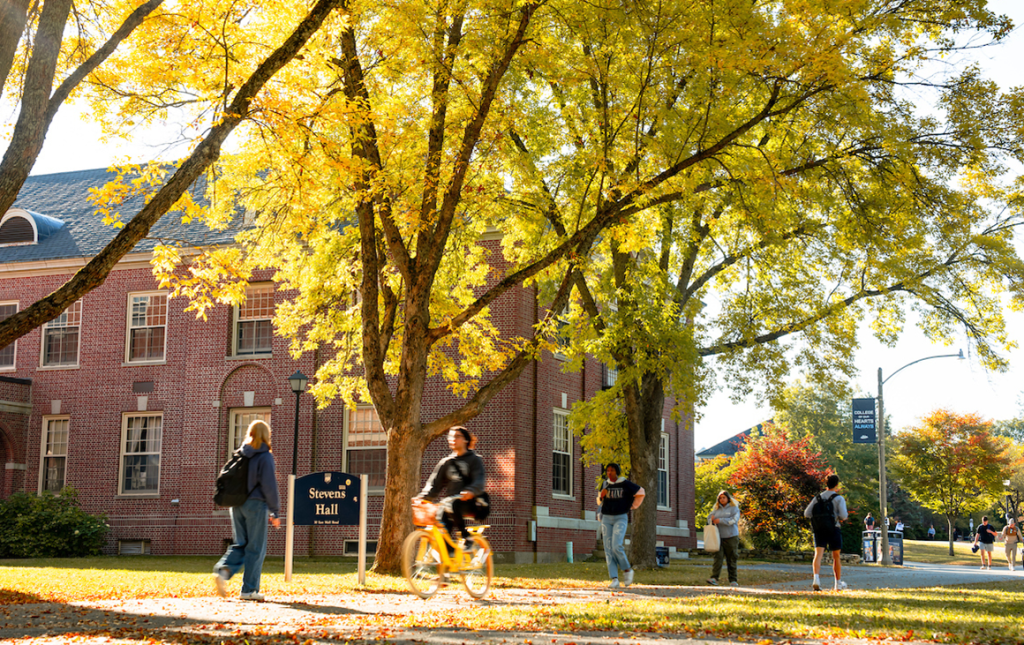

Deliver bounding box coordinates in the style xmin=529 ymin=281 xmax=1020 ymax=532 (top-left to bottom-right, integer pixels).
xmin=0 ymin=555 xmax=805 ymax=604
xmin=903 ymin=538 xmax=1011 ymax=567
xmin=400 ymin=582 xmax=1024 ymax=645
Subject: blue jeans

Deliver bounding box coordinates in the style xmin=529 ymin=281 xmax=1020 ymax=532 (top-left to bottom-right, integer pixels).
xmin=215 ymin=497 xmax=269 ymax=594
xmin=601 ymin=512 xmax=630 ymax=579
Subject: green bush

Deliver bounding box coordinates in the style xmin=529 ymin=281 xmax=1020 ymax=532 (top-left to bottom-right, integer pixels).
xmin=0 ymin=488 xmax=109 ymax=557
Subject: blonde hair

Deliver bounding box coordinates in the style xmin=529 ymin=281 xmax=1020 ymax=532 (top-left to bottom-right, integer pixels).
xmin=713 ymin=490 xmax=738 ymax=510
xmin=245 ymin=420 xmax=272 ymax=451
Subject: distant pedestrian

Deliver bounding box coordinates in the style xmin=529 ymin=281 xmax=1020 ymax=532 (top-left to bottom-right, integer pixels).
xmin=1000 ymin=518 xmax=1021 ymax=572
xmin=895 ymin=518 xmax=904 ymax=534
xmin=804 ymin=474 xmax=849 ymax=591
xmin=864 ymin=513 xmax=875 ymax=531
xmin=973 ymin=516 xmax=997 ymax=570
xmin=927 ymin=524 xmax=936 ymax=540
xmin=213 ymin=420 xmax=281 ymax=601
xmin=597 ymin=463 xmax=645 ymax=589
xmin=706 ymin=491 xmax=741 ymax=587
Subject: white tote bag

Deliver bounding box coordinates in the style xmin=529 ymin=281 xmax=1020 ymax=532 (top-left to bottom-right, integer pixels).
xmin=704 ymin=523 xmax=721 ymax=552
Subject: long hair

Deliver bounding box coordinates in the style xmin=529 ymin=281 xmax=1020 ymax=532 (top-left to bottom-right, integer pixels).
xmin=246 ymin=420 xmax=272 ymax=451
xmin=713 ymin=490 xmax=738 ymax=511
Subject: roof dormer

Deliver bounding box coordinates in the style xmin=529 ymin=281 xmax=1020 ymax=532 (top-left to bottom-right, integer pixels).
xmin=0 ymin=209 xmax=64 ymax=246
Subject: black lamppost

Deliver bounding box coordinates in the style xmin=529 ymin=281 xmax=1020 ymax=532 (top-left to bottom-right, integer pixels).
xmin=876 ymin=349 xmax=963 ymax=565
xmin=285 ymin=370 xmax=307 ymax=582
xmin=288 ymin=370 xmax=308 ymax=477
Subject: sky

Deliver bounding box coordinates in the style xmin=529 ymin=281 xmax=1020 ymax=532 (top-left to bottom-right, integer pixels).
xmin=17 ymin=0 xmax=1024 ymax=452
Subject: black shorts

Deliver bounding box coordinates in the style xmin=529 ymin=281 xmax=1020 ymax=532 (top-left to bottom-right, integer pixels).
xmin=814 ymin=527 xmax=842 ymax=552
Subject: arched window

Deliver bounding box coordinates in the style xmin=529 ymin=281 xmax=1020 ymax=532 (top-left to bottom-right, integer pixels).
xmin=0 ymin=214 xmax=34 ymax=245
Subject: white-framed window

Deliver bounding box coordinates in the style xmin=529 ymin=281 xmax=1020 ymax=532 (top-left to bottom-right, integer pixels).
xmin=39 ymin=416 xmax=69 ymax=493
xmin=658 ymin=427 xmax=670 ymax=509
xmin=119 ymin=413 xmax=162 ymax=495
xmin=553 ymin=409 xmax=572 ymax=497
xmin=229 ymin=408 xmax=271 ymax=452
xmin=344 ymin=406 xmax=387 ymax=489
xmin=125 ymin=292 xmax=168 ymax=363
xmin=0 ymin=302 xmax=16 ymax=370
xmin=233 ymin=284 xmax=274 ymax=357
xmin=41 ymin=300 xmax=81 ymax=367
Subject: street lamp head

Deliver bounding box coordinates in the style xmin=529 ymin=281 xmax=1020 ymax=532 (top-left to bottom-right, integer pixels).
xmin=957 ymin=349 xmax=965 ymax=360
xmin=288 ymin=370 xmax=308 ymax=394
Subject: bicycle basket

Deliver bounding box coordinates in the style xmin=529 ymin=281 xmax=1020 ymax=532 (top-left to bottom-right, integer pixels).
xmin=412 ymin=500 xmax=438 ymax=526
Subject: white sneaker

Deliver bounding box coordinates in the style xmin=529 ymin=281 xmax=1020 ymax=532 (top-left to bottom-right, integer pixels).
xmin=213 ymin=568 xmax=229 ymax=597
xmin=608 ymin=578 xmax=620 ymax=589
xmin=622 ymin=570 xmax=634 ymax=587
xmin=239 ymin=591 xmax=265 ymax=601
xmin=730 ymin=581 xmax=739 ymax=587
xmin=834 ymin=580 xmax=848 ymax=591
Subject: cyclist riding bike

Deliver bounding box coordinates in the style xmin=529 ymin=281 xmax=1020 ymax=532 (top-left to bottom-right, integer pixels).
xmin=415 ymin=426 xmax=489 ymax=554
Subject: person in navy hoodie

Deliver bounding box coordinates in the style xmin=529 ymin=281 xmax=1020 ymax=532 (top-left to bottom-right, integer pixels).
xmin=213 ymin=420 xmax=281 ymax=601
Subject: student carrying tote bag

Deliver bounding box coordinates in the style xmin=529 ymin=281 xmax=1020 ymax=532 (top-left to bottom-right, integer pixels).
xmin=704 ymin=522 xmax=721 ymax=552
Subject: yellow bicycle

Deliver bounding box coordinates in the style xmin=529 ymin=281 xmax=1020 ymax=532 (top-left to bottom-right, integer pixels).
xmin=402 ymin=498 xmax=494 ymax=599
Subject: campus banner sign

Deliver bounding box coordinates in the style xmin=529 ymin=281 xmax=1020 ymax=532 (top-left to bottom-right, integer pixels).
xmin=852 ymin=398 xmax=877 ymax=444
xmin=293 ymin=471 xmax=361 ymax=526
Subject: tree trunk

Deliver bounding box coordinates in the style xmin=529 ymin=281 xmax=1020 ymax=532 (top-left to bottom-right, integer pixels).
xmin=623 ymin=373 xmax=665 ymax=569
xmin=947 ymin=515 xmax=955 ymax=557
xmin=371 ymin=422 xmax=425 ymax=574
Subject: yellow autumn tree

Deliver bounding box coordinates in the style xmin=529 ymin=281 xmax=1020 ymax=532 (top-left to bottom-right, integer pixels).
xmin=130 ymin=0 xmax=1024 ymax=572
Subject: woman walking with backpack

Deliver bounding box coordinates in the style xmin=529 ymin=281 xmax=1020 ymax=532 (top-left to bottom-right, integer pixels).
xmin=213 ymin=420 xmax=281 ymax=601
xmin=706 ymin=491 xmax=741 ymax=586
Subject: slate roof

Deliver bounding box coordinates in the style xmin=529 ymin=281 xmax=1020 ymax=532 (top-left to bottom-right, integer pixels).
xmin=1 ymin=167 xmax=239 ymax=264
xmin=695 ymin=419 xmax=773 ymax=459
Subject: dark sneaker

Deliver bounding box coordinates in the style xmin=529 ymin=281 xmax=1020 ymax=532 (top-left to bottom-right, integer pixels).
xmin=706 ymin=578 xmax=719 ymax=586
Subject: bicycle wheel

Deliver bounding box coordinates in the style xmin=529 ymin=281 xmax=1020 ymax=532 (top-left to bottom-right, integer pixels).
xmin=402 ymin=530 xmax=445 ymax=599
xmin=461 ymin=534 xmax=493 ymax=599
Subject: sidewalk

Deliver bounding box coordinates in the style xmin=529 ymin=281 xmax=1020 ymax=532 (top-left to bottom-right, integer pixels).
xmin=0 ymin=561 xmax=1017 ymax=644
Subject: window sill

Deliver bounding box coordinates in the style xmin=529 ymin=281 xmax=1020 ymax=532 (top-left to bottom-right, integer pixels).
xmin=552 ymin=494 xmax=576 ymax=501
xmin=658 ymin=505 xmax=672 ymax=512
xmin=37 ymin=364 xmax=80 ymax=371
xmin=0 ymin=366 xmax=15 ymax=372
xmin=115 ymin=494 xmax=160 ymax=499
xmin=122 ymin=360 xmax=167 ymax=367
xmin=226 ymin=354 xmax=272 ymax=361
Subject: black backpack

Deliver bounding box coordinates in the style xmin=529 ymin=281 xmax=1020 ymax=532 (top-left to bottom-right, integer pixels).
xmin=214 ymin=449 xmax=251 ymax=507
xmin=810 ymin=492 xmax=838 ymax=533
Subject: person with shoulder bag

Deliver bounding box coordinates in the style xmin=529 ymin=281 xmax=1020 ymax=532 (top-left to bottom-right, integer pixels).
xmin=706 ymin=490 xmax=741 ymax=586
xmin=1000 ymin=518 xmax=1021 ymax=572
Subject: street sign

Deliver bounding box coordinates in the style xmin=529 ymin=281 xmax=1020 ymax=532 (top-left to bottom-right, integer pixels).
xmin=852 ymin=398 xmax=877 ymax=443
xmin=293 ymin=471 xmax=361 ymax=526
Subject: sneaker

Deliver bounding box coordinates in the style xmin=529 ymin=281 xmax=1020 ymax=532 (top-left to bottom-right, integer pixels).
xmin=609 ymin=578 xmax=620 ymax=589
xmin=622 ymin=569 xmax=634 ymax=587
xmin=213 ymin=568 xmax=229 ymax=598
xmin=706 ymin=578 xmax=719 ymax=586
xmin=834 ymin=580 xmax=848 ymax=591
xmin=239 ymin=591 xmax=265 ymax=601
xmin=812 ymin=581 xmax=821 ymax=592
xmin=729 ymin=581 xmax=739 ymax=587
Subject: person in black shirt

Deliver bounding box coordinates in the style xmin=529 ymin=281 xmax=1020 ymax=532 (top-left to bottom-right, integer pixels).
xmin=974 ymin=515 xmax=998 ymax=570
xmin=417 ymin=426 xmax=488 ymax=548
xmin=598 ymin=463 xmax=645 ymax=588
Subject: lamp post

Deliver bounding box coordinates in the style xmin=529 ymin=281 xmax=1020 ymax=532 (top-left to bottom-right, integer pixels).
xmin=876 ymin=349 xmax=963 ymax=565
xmin=284 ymin=370 xmax=307 ymax=582
xmin=1005 ymin=480 xmax=1013 ymax=523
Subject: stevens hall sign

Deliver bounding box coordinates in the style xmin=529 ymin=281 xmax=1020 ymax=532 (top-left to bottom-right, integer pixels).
xmin=292 ymin=472 xmax=361 ymax=526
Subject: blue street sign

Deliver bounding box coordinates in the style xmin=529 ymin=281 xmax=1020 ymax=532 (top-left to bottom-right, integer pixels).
xmin=852 ymin=398 xmax=877 ymax=444
xmin=293 ymin=471 xmax=361 ymax=526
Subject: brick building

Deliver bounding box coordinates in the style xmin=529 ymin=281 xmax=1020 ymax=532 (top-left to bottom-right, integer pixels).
xmin=0 ymin=168 xmax=695 ymax=562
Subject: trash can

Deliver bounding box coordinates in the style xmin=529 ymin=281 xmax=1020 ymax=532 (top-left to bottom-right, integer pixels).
xmin=887 ymin=530 xmax=904 ymax=565
xmin=862 ymin=530 xmax=878 ymax=563
xmin=655 ymin=546 xmax=670 ymax=567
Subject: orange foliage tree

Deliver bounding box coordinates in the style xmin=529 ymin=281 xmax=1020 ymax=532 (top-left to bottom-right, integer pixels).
xmin=891 ymin=409 xmax=1012 ymax=556
xmin=729 ymin=429 xmax=833 ymax=550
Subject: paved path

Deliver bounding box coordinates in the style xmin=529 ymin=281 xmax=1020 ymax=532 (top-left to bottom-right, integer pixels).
xmin=0 ymin=561 xmax=1019 ymax=644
